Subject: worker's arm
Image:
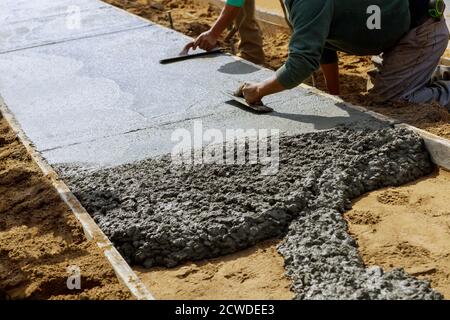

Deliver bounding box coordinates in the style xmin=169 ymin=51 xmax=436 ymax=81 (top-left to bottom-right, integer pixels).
xmin=320 ymin=48 xmax=340 ymax=95
xmin=241 ymin=0 xmax=333 ymax=104
xmin=243 ymin=51 xmax=340 ymax=104
xmin=241 ymin=77 xmax=285 ymax=104
xmin=242 ymin=63 xmax=340 ymax=104
xmin=192 ymin=3 xmax=242 ymax=51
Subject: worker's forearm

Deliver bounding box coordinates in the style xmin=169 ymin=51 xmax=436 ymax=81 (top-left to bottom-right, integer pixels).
xmin=321 ymin=62 xmax=340 ymax=95
xmin=209 ymin=5 xmax=241 ymax=37
xmin=258 ymin=76 xmax=286 ymax=98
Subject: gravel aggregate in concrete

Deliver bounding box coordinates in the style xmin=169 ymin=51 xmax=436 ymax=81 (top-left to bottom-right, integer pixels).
xmin=57 ymin=122 xmax=442 ymax=299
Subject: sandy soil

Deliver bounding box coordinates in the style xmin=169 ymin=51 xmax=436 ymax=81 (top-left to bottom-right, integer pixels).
xmin=0 ymin=113 xmax=131 ymax=300
xmin=136 ymin=239 xmax=294 ymax=299
xmin=345 ymin=169 xmax=450 ymax=299
xmin=255 ymin=0 xmax=283 ymax=14
xmin=104 ymin=0 xmax=450 ymax=139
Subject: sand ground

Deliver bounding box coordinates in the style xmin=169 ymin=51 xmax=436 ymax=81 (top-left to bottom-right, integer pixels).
xmin=136 ymin=239 xmax=294 ymax=299
xmin=255 ymin=0 xmax=283 ymax=14
xmin=345 ymin=169 xmax=450 ymax=299
xmin=0 ymin=113 xmax=131 ymax=300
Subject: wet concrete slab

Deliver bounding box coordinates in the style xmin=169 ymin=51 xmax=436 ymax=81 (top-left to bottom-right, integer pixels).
xmin=0 ymin=3 xmax=149 ymax=53
xmin=57 ymin=122 xmax=440 ymax=299
xmin=0 ymin=24 xmax=371 ymax=168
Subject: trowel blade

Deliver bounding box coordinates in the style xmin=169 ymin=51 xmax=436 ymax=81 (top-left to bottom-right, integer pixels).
xmin=223 ymin=91 xmax=273 ymax=113
xmin=159 ymin=48 xmax=223 ymax=64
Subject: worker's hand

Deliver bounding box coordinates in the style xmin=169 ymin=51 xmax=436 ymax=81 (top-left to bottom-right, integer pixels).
xmin=241 ymin=82 xmax=263 ymax=105
xmin=193 ymin=30 xmax=218 ymax=51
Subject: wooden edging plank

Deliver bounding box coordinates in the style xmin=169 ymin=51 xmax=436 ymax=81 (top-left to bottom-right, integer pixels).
xmin=0 ymin=97 xmax=155 ymax=301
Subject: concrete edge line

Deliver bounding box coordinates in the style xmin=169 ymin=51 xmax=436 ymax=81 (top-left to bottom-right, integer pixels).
xmin=0 ymin=24 xmax=152 ymax=55
xmin=303 ymin=85 xmax=450 ymax=171
xmin=0 ymin=96 xmax=155 ymax=301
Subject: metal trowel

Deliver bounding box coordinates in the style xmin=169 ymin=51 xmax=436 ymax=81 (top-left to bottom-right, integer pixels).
xmin=223 ymin=89 xmax=273 ymax=113
xmin=159 ymin=42 xmax=223 ymax=64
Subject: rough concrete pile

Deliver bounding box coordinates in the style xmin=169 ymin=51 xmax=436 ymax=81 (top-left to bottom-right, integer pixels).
xmin=57 ymin=121 xmax=442 ymax=299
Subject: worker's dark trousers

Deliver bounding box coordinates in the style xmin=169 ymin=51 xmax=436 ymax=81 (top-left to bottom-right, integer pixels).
xmin=235 ymin=0 xmax=265 ymax=65
xmin=368 ymin=17 xmax=450 ymax=110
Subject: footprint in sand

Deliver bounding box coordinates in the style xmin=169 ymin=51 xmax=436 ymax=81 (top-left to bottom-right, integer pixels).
xmin=394 ymin=241 xmax=432 ymax=259
xmin=376 ymin=190 xmax=410 ymax=206
xmin=345 ymin=210 xmax=381 ymax=225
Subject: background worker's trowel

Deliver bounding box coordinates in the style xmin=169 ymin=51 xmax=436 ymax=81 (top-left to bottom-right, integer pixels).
xmin=159 ymin=41 xmax=223 ymax=64
xmin=223 ymin=90 xmax=273 ymax=113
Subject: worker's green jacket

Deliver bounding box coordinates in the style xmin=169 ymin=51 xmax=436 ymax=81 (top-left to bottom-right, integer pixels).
xmin=277 ymin=0 xmax=411 ymax=89
xmin=226 ymin=0 xmax=412 ymax=89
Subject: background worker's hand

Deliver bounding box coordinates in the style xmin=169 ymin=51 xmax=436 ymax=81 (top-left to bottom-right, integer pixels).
xmin=241 ymin=82 xmax=263 ymax=105
xmin=193 ymin=30 xmax=218 ymax=51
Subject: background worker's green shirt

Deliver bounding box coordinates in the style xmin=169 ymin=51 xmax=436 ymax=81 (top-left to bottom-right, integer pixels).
xmin=226 ymin=0 xmax=245 ymax=7
xmin=277 ymin=0 xmax=411 ymax=89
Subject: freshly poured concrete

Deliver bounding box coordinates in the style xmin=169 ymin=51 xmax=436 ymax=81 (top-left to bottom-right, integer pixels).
xmin=58 ymin=122 xmax=441 ymax=299
xmin=0 ymin=0 xmax=443 ymax=299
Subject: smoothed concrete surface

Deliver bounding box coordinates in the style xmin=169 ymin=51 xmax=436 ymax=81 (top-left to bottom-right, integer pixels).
xmin=42 ymin=101 xmax=366 ymax=168
xmin=0 ymin=23 xmax=370 ymax=167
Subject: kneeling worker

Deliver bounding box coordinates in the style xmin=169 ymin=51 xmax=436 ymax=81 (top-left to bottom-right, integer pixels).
xmin=236 ymin=0 xmax=450 ymax=110
xmin=190 ymin=0 xmax=265 ymax=65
